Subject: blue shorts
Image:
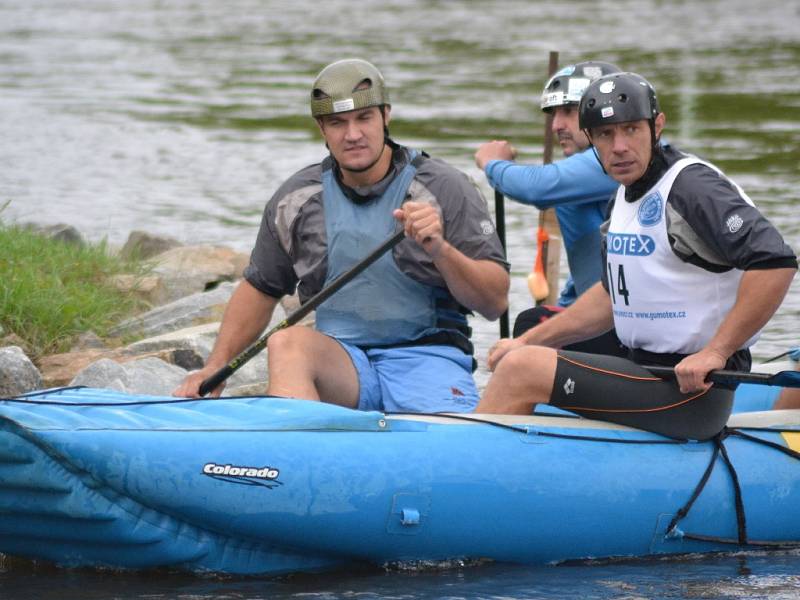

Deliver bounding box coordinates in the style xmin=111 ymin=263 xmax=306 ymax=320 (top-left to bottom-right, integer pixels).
xmin=337 ymin=343 xmax=478 ymax=414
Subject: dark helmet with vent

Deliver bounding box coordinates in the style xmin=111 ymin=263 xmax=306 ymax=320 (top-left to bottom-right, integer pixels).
xmin=578 ymin=72 xmax=660 ymax=130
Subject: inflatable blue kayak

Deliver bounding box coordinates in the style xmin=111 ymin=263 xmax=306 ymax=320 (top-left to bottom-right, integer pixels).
xmin=0 ymin=385 xmax=797 ymax=576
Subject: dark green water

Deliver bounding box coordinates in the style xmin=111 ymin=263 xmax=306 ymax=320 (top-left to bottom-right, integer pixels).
xmin=1 ymin=1 xmax=799 ymax=596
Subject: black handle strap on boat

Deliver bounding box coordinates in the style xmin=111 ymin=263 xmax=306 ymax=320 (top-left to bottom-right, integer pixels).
xmin=717 ymin=434 xmax=747 ymax=545
xmin=665 ymin=436 xmax=721 ymax=538
xmin=198 ymin=228 xmax=406 ymax=397
xmin=666 ymin=427 xmax=800 ymax=549
xmin=666 ymin=430 xmax=748 ymax=546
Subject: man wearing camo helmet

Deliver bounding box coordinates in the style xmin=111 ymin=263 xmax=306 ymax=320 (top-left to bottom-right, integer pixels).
xmin=176 ymin=58 xmax=510 ymax=414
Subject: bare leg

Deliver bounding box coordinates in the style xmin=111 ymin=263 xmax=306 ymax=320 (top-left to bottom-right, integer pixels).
xmin=774 ymin=364 xmax=800 ymax=409
xmin=476 ymin=346 xmax=558 ymax=414
xmin=266 ymin=327 xmax=360 ymax=408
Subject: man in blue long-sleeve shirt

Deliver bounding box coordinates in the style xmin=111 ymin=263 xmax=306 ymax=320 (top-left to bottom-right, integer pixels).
xmin=475 ymin=60 xmax=625 ymax=355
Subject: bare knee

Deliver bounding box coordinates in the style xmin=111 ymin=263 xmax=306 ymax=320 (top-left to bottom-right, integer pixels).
xmin=266 ymin=327 xmax=320 ymax=382
xmin=477 ymin=346 xmax=557 ymax=414
xmin=267 ymin=327 xmax=310 ymax=359
xmin=775 ymin=388 xmax=800 ymax=410
xmin=496 ymin=345 xmax=556 ymax=378
xmin=266 ymin=328 xmax=359 ymax=407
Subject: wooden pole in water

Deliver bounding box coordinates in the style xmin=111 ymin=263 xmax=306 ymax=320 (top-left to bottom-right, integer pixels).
xmin=527 ymin=51 xmax=562 ymax=306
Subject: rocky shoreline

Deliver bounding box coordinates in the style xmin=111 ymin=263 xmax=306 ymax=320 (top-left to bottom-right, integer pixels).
xmin=0 ymin=225 xmax=306 ymax=398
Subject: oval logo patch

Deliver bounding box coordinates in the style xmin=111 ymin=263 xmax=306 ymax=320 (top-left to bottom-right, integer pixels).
xmin=638 ymin=192 xmax=663 ymax=227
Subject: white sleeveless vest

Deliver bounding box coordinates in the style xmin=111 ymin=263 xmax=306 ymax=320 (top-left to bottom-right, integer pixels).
xmin=606 ymin=157 xmax=761 ymax=354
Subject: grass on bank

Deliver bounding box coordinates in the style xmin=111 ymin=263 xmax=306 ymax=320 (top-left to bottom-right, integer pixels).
xmin=0 ymin=222 xmax=148 ymax=360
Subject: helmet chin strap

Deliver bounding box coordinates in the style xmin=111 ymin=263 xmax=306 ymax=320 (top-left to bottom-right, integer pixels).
xmin=646 ymin=121 xmax=664 ymax=171
xmin=589 ymin=144 xmax=607 ymax=175
xmin=649 ymin=120 xmax=660 ymax=153
xmin=583 ymin=129 xmax=608 ymax=175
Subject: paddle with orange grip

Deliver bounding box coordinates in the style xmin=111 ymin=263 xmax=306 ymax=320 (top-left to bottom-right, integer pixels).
xmin=527 ymin=51 xmax=559 ymax=304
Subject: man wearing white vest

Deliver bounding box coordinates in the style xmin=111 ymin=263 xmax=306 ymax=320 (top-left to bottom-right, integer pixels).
xmin=175 ymin=58 xmax=510 ymax=413
xmin=477 ymin=72 xmax=796 ymax=440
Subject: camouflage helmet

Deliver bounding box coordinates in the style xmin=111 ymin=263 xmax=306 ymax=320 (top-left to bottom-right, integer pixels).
xmin=310 ymin=58 xmax=390 ymax=118
xmin=540 ymin=61 xmax=621 ymax=113
xmin=579 ymin=72 xmax=660 ymax=131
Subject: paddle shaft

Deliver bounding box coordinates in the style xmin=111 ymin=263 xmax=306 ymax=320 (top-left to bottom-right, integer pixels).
xmin=645 ymin=365 xmax=800 ymax=388
xmin=494 ymin=189 xmax=510 ymax=338
xmin=763 ymin=347 xmax=800 ymax=363
xmin=532 ymin=50 xmax=559 ymax=305
xmin=198 ymin=228 xmax=406 ymax=397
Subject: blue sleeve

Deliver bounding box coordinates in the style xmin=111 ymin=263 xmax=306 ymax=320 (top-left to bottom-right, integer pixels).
xmin=484 ymin=149 xmax=619 ymax=209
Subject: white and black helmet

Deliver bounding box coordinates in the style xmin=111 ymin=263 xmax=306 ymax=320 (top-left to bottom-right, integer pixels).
xmin=540 ymin=61 xmax=621 ymax=113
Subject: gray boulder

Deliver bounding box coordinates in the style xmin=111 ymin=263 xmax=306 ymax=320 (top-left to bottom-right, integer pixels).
xmin=70 ymin=357 xmax=188 ymax=396
xmin=120 ymin=230 xmax=182 ymax=260
xmin=70 ymin=331 xmax=109 ymax=351
xmin=109 ymin=281 xmax=237 ymax=339
xmin=109 ymin=274 xmax=168 ymax=308
xmin=149 ymin=245 xmax=250 ymax=303
xmin=0 ymin=346 xmax=44 ymax=397
xmin=26 ymin=223 xmax=86 ymax=246
xmin=124 ymin=322 xmax=270 ymax=395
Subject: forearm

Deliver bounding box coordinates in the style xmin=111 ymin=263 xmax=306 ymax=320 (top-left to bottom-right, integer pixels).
xmin=704 ymin=268 xmax=796 ymax=358
xmin=432 ymin=241 xmax=509 ymax=320
xmin=485 ymin=151 xmax=617 ymax=209
xmin=485 ymin=160 xmax=552 ymax=207
xmin=475 ymin=140 xmax=516 ymax=170
xmin=205 ymin=280 xmax=279 ymax=369
xmin=520 ymin=282 xmax=614 ymax=347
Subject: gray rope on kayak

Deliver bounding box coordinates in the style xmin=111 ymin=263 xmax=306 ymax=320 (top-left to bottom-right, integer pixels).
xmin=666 ymin=427 xmax=800 ymax=548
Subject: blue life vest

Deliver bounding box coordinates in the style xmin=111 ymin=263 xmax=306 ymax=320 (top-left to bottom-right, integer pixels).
xmin=315 ymin=151 xmax=471 ymax=351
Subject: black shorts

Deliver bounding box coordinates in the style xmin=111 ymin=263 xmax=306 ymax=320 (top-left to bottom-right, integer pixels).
xmin=513 ymin=305 xmax=627 ymax=357
xmin=549 ymin=351 xmax=734 ymax=441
